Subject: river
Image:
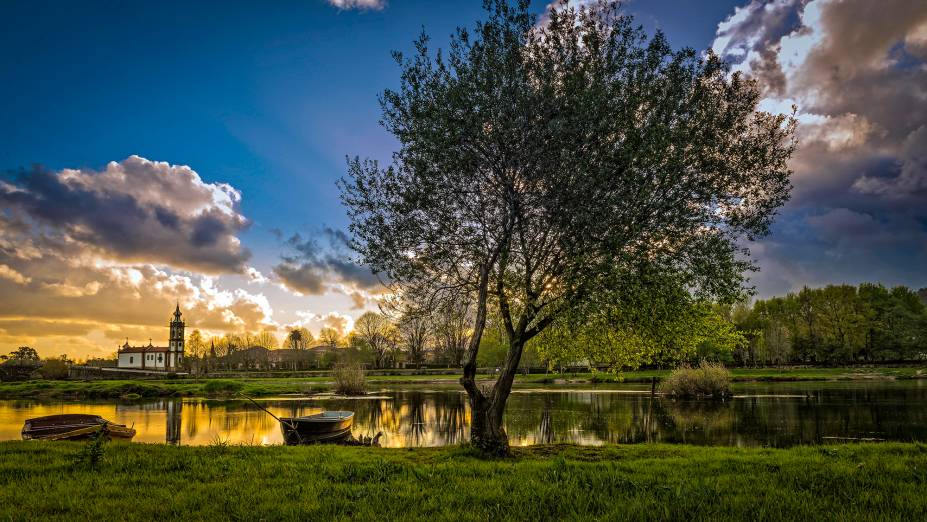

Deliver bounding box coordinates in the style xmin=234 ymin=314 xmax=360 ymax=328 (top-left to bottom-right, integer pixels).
xmin=2 ymin=380 xmax=926 ymax=447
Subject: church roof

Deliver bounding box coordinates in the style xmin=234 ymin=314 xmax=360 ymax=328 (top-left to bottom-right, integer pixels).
xmin=118 ymin=343 xmax=170 ymax=354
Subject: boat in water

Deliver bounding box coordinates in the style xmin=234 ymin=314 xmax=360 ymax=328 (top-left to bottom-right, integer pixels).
xmin=22 ymin=414 xmax=137 ymax=441
xmin=279 ymin=411 xmax=354 ymax=445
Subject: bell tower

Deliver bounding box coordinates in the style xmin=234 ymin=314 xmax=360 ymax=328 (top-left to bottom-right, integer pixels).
xmin=169 ymin=303 xmax=185 ymax=369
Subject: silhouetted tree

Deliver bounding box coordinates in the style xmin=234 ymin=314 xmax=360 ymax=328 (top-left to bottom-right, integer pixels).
xmin=340 ymin=0 xmax=794 ymax=454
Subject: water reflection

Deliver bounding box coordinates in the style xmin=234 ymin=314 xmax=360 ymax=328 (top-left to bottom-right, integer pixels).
xmin=1 ymin=381 xmax=925 ymax=447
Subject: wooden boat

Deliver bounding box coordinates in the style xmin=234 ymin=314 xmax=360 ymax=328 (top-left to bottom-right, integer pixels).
xmin=279 ymin=411 xmax=354 ymax=445
xmin=21 ymin=414 xmax=136 ymax=441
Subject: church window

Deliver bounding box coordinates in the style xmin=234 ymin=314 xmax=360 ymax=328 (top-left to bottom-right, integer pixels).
xmin=129 ymin=357 xmax=133 ymax=364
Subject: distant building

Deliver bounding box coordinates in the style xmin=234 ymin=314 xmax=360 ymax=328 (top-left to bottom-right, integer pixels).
xmin=117 ymin=304 xmax=185 ymax=371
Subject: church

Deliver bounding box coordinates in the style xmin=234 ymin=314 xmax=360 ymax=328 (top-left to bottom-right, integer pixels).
xmin=116 ymin=305 xmax=186 ymax=371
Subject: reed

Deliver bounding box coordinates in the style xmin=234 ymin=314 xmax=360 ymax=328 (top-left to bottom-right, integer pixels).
xmin=333 ymin=364 xmax=367 ymax=395
xmin=660 ymin=360 xmax=733 ymax=399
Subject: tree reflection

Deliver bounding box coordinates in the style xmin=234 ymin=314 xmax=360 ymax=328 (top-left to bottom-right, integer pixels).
xmin=166 ymin=399 xmax=181 ymax=445
xmin=432 ymin=392 xmax=468 ymax=445
xmin=4 ymin=382 xmax=927 ymax=447
xmin=537 ymin=395 xmax=555 ymax=444
xmin=403 ymin=392 xmax=428 ymax=445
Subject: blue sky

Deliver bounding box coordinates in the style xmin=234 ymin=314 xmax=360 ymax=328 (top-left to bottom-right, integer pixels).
xmin=1 ymin=0 xmax=734 ymax=251
xmin=2 ymin=0 xmax=926 ymax=358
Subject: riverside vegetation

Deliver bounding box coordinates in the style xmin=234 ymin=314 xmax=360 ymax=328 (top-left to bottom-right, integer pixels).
xmin=2 ymin=366 xmax=927 ymax=400
xmin=659 ymin=361 xmax=733 ymax=399
xmin=0 ymin=441 xmax=924 ymax=521
xmin=332 ymin=364 xmax=367 ymax=395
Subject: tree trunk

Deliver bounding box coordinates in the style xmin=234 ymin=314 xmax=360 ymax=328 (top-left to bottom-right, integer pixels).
xmin=467 ymin=393 xmax=509 ymax=456
xmin=464 ymin=336 xmax=525 ymax=456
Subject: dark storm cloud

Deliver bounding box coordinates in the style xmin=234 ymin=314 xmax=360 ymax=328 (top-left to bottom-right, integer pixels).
xmin=271 ymin=231 xmax=383 ymax=295
xmin=0 ymin=156 xmax=251 ymax=274
xmin=713 ymin=0 xmax=927 ymax=296
xmin=272 ymin=261 xmax=328 ymax=295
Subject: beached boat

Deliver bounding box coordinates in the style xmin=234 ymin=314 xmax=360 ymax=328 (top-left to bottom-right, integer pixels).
xmin=21 ymin=414 xmax=136 ymax=441
xmin=279 ymin=411 xmax=354 ymax=445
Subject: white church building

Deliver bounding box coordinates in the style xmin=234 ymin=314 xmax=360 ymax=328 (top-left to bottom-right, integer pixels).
xmin=117 ymin=304 xmax=186 ymax=371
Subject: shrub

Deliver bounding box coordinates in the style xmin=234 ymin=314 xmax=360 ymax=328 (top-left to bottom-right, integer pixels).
xmin=38 ymin=358 xmax=70 ymax=380
xmin=333 ymin=364 xmax=366 ymax=396
xmin=202 ymin=380 xmax=245 ymax=395
xmin=659 ymin=360 xmax=732 ymax=400
xmin=0 ymin=360 xmax=41 ymax=382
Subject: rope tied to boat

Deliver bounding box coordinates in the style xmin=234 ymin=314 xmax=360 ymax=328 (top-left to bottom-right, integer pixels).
xmin=238 ymin=393 xmax=304 ymax=444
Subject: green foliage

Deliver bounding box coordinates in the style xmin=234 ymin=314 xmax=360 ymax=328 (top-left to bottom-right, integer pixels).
xmin=660 ymin=361 xmax=733 ymax=399
xmin=534 ymin=301 xmax=746 ymax=371
xmin=73 ymin=426 xmax=107 ymax=469
xmin=201 ymin=380 xmax=245 ymax=395
xmin=1 ymin=441 xmax=926 ymax=520
xmin=38 ymin=356 xmax=70 ymax=380
xmin=734 ymin=283 xmax=927 ymax=365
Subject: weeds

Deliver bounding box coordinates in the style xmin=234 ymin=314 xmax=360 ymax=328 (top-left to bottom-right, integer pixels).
xmin=73 ymin=425 xmax=108 ymax=469
xmin=660 ymin=360 xmax=733 ymax=399
xmin=333 ymin=364 xmax=367 ymax=396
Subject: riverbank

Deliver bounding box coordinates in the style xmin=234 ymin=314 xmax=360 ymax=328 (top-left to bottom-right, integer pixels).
xmin=1 ymin=366 xmax=924 ymax=400
xmin=0 ymin=441 xmax=923 ymax=520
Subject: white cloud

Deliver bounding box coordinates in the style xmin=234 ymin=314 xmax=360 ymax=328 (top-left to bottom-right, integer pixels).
xmin=0 ymin=155 xmax=251 ymax=274
xmin=326 ymin=0 xmax=385 ymax=10
xmin=246 ymin=266 xmax=269 ymax=284
xmin=293 ymin=310 xmax=355 ymax=336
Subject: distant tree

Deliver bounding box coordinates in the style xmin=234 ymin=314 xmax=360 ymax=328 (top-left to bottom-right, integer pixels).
xmin=187 ymin=330 xmax=206 ymax=359
xmin=1 ymin=346 xmax=40 ymax=361
xmin=318 ymin=327 xmax=342 ymax=348
xmin=739 ymin=283 xmax=927 ymax=364
xmin=255 ymin=330 xmax=279 ymax=349
xmin=285 ymin=327 xmax=314 ymax=350
xmin=432 ymin=299 xmax=472 ymax=367
xmin=352 ymin=312 xmax=393 ymax=368
xmin=396 ymin=308 xmax=432 ymax=366
xmin=340 ymin=0 xmax=794 ymax=454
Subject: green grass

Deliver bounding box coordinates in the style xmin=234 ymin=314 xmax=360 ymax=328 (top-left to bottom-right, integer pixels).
xmin=1 ymin=365 xmax=924 ymax=400
xmin=0 ymin=441 xmax=924 ymax=521
xmin=0 ymin=378 xmax=327 ymax=400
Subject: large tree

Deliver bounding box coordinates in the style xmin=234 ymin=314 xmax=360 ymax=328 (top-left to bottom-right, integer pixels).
xmin=340 ymin=0 xmax=794 ymax=455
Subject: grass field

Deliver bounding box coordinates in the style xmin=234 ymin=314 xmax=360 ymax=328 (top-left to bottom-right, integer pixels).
xmin=1 ymin=366 xmax=925 ymax=400
xmin=0 ymin=441 xmax=924 ymax=521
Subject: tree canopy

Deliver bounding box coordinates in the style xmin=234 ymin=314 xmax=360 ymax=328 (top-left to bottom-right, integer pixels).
xmin=340 ymin=0 xmax=794 ymax=454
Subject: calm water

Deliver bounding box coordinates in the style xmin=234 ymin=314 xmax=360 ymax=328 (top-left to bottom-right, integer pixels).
xmin=2 ymin=381 xmax=926 ymax=447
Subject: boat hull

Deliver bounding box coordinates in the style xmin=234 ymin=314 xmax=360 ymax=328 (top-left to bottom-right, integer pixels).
xmin=279 ymin=411 xmax=354 ymax=445
xmin=22 ymin=414 xmax=136 ymax=441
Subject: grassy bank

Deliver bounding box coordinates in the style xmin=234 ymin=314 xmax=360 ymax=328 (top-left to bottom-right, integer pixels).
xmin=0 ymin=378 xmax=328 ymax=400
xmin=0 ymin=441 xmax=924 ymax=520
xmin=1 ymin=365 xmax=924 ymax=400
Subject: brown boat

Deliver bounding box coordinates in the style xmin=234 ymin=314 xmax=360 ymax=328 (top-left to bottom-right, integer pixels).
xmin=22 ymin=414 xmax=136 ymax=441
xmin=279 ymin=411 xmax=354 ymax=445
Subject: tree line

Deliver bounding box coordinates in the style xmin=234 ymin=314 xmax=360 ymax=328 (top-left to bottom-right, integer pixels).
xmin=728 ymin=284 xmax=927 ymax=365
